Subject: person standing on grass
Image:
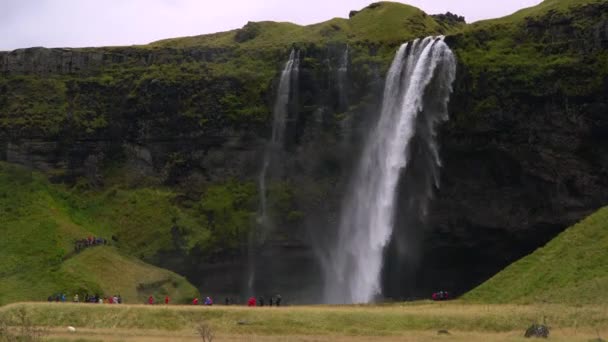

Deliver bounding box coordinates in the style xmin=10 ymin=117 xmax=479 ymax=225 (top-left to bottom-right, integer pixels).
xmin=192 ymin=297 xmax=199 ymax=305
xmin=275 ymin=294 xmax=282 ymax=307
xmin=73 ymin=294 xmax=79 ymax=303
xmin=247 ymin=296 xmax=256 ymax=307
xmin=148 ymin=296 xmax=154 ymax=305
xmin=165 ymin=296 xmax=170 ymax=305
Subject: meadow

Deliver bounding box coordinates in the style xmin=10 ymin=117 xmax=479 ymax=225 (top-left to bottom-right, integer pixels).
xmin=1 ymin=301 xmax=607 ymax=341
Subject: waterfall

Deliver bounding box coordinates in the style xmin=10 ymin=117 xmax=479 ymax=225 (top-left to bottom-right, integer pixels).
xmin=337 ymin=45 xmax=349 ymax=110
xmin=323 ymin=37 xmax=456 ymax=304
xmin=248 ymin=49 xmax=299 ymax=293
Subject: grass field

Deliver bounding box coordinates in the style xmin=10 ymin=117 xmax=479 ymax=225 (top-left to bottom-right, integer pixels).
xmin=465 ymin=207 xmax=608 ymax=304
xmin=0 ymin=302 xmax=607 ymax=341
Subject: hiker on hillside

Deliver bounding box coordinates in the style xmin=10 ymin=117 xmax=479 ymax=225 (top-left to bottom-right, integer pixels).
xmin=148 ymin=296 xmax=154 ymax=305
xmin=165 ymin=296 xmax=170 ymax=305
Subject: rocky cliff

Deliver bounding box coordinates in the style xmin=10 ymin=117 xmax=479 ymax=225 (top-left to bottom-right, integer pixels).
xmin=1 ymin=0 xmax=607 ymax=301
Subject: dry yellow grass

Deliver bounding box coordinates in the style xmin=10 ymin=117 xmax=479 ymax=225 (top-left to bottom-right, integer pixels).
xmin=1 ymin=301 xmax=607 ymax=341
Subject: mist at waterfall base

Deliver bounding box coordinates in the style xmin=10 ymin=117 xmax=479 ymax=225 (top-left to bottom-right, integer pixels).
xmin=322 ymin=37 xmax=456 ymax=304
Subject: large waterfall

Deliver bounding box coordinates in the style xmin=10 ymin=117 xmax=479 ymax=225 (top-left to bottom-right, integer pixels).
xmin=248 ymin=49 xmax=299 ymax=292
xmin=323 ymin=37 xmax=456 ymax=304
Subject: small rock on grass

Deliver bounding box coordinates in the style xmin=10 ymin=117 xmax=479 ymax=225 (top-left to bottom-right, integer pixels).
xmin=524 ymin=324 xmax=549 ymax=338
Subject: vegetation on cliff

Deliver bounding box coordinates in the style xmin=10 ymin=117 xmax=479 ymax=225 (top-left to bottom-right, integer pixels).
xmin=464 ymin=207 xmax=608 ymax=304
xmin=0 ymin=162 xmax=261 ymax=304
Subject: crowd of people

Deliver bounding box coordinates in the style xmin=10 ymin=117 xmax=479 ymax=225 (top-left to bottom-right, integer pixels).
xmin=74 ymin=236 xmax=109 ymax=253
xmin=47 ymin=293 xmax=122 ymax=304
xmin=247 ymin=295 xmax=282 ymax=307
xmin=431 ymin=291 xmax=450 ymax=301
xmin=145 ymin=294 xmax=283 ymax=306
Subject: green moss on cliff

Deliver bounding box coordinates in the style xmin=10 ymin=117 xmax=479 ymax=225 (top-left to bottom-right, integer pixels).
xmin=464 ymin=207 xmax=608 ymax=304
xmin=448 ymin=0 xmax=607 ymax=129
xmin=0 ymin=76 xmax=68 ymax=135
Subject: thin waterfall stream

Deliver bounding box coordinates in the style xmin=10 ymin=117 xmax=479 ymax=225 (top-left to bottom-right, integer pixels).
xmin=247 ymin=49 xmax=299 ymax=294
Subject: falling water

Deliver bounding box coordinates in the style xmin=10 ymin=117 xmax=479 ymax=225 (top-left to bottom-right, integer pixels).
xmin=248 ymin=49 xmax=299 ymax=292
xmin=323 ymin=37 xmax=456 ymax=304
xmin=337 ymin=45 xmax=349 ymax=110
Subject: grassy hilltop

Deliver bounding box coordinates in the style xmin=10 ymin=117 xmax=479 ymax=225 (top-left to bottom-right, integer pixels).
xmin=464 ymin=207 xmax=608 ymax=304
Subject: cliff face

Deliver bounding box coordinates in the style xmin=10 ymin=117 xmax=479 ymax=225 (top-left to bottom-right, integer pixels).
xmin=1 ymin=0 xmax=607 ymax=301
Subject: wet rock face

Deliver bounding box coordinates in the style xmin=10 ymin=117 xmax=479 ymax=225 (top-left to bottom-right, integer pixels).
xmin=0 ymin=46 xmax=234 ymax=75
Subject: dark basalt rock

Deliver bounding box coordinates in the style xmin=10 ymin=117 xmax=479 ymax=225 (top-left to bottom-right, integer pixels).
xmin=524 ymin=324 xmax=549 ymax=338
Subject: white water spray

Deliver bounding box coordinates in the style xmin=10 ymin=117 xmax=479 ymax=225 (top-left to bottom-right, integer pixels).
xmin=323 ymin=37 xmax=456 ymax=304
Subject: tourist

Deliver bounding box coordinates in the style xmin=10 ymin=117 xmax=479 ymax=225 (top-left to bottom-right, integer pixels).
xmin=148 ymin=296 xmax=154 ymax=305
xmin=225 ymin=297 xmax=230 ymax=305
xmin=269 ymin=297 xmax=273 ymax=306
xmin=258 ymin=296 xmax=264 ymax=307
xmin=192 ymin=297 xmax=199 ymax=305
xmin=73 ymin=294 xmax=79 ymax=303
xmin=204 ymin=297 xmax=213 ymax=305
xmin=275 ymin=294 xmax=282 ymax=307
xmin=165 ymin=296 xmax=170 ymax=305
xmin=247 ymin=296 xmax=256 ymax=307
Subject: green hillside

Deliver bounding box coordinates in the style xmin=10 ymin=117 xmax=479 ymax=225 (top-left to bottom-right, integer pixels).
xmin=0 ymin=161 xmax=255 ymax=305
xmin=150 ymin=2 xmax=451 ymax=49
xmin=464 ymin=207 xmax=608 ymax=304
xmin=479 ymin=0 xmax=606 ymax=23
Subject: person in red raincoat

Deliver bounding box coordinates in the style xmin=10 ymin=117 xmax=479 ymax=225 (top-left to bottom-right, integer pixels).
xmin=148 ymin=296 xmax=154 ymax=305
xmin=247 ymin=296 xmax=256 ymax=307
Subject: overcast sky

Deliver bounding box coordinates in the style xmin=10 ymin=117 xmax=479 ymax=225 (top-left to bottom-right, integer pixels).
xmin=1 ymin=0 xmax=543 ymax=51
